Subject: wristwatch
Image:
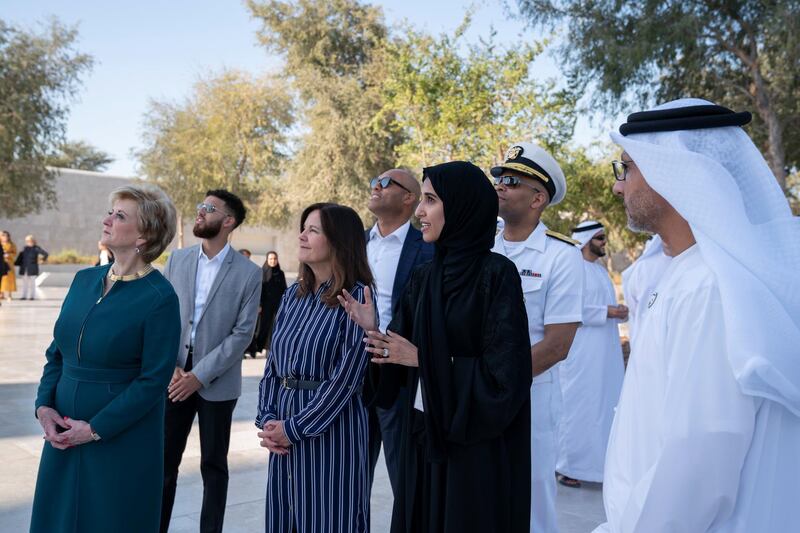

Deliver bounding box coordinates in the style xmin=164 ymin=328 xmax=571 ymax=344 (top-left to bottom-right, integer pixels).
xmin=90 ymin=427 xmax=101 ymax=442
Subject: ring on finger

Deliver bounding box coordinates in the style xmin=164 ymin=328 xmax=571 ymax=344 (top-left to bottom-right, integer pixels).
xmin=383 ymin=347 xmax=390 ymax=358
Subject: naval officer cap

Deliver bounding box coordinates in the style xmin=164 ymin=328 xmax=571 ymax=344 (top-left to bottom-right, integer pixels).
xmin=490 ymin=142 xmax=567 ymax=205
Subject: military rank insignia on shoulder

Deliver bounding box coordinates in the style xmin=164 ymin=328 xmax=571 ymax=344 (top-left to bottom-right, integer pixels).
xmin=545 ymin=230 xmax=580 ymax=246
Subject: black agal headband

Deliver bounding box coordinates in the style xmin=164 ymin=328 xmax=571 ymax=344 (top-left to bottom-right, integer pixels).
xmin=619 ymin=104 xmax=752 ymax=136
xmin=572 ymin=222 xmax=604 ymax=233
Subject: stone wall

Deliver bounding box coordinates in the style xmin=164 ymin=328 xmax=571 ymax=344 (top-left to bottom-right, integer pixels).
xmin=0 ymin=168 xmax=299 ymax=265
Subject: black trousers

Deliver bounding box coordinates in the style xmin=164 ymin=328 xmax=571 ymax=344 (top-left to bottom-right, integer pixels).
xmin=367 ymin=386 xmax=408 ymax=495
xmin=160 ymin=393 xmax=237 ymax=533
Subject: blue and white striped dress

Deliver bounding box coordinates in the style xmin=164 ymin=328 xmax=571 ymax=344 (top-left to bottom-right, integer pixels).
xmin=256 ymin=280 xmax=373 ymax=533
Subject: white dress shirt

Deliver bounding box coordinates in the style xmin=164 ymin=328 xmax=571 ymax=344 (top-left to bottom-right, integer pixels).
xmin=367 ymin=221 xmax=410 ymax=333
xmin=367 ymin=222 xmax=422 ymax=411
xmin=192 ymin=242 xmax=231 ymax=343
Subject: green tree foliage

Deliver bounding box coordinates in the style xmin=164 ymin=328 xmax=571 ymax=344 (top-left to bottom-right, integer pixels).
xmin=136 ymin=70 xmax=293 ymax=244
xmin=0 ymin=19 xmax=93 ymax=217
xmin=382 ymin=17 xmax=577 ymax=172
xmin=46 ymin=140 xmax=113 ymax=171
xmin=379 ymin=16 xmax=640 ymax=256
xmin=517 ymin=0 xmax=800 ymax=190
xmin=247 ymin=0 xmax=402 ymax=220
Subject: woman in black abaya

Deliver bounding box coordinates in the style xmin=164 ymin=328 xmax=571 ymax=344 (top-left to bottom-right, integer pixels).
xmin=248 ymin=251 xmax=287 ymax=357
xmin=341 ymin=161 xmax=532 ymax=533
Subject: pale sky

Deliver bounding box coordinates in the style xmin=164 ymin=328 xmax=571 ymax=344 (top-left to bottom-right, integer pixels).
xmin=5 ymin=0 xmax=607 ymax=176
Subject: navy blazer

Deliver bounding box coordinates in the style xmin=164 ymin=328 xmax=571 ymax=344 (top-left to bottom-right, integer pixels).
xmin=365 ymin=224 xmax=434 ymax=311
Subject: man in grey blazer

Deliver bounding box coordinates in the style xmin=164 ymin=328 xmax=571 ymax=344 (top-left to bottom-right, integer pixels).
xmin=160 ymin=189 xmax=261 ymax=533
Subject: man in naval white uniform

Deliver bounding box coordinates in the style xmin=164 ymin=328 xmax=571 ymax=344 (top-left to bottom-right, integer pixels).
xmin=556 ymin=221 xmax=626 ymax=488
xmin=596 ymin=98 xmax=800 ymax=533
xmin=490 ymin=142 xmax=584 ymax=533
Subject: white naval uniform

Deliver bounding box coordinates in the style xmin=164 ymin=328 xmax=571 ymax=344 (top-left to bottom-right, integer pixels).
xmin=595 ymin=246 xmax=800 ymax=533
xmin=556 ymin=259 xmax=624 ymax=482
xmin=492 ymin=222 xmax=584 ymax=533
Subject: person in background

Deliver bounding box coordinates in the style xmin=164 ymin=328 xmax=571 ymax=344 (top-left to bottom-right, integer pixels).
xmin=247 ymin=251 xmax=287 ymax=358
xmin=256 ymin=203 xmax=374 ymax=533
xmin=0 ymin=241 xmax=7 ymax=306
xmin=15 ymin=235 xmax=49 ymax=300
xmin=96 ymin=240 xmax=115 ymax=266
xmin=30 ymin=184 xmax=181 ymax=533
xmin=1 ymin=231 xmax=17 ymax=301
xmin=239 ymin=248 xmax=252 ymax=259
xmin=556 ymin=221 xmax=626 ymax=488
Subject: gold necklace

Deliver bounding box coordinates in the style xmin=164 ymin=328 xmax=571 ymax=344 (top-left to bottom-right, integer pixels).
xmin=107 ymin=264 xmax=154 ymax=282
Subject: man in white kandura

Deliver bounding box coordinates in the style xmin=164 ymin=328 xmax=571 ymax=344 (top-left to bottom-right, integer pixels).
xmin=620 ymin=235 xmax=670 ymax=344
xmin=556 ymin=220 xmax=626 ymax=489
xmin=491 ymin=142 xmax=584 ymax=533
xmin=595 ymin=98 xmax=800 ymax=533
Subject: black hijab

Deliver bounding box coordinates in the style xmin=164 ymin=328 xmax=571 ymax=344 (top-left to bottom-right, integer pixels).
xmin=414 ymin=161 xmax=498 ymax=461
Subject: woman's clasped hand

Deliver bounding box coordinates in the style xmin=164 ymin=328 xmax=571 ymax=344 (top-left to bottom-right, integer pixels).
xmin=258 ymin=420 xmax=292 ymax=455
xmin=36 ymin=406 xmax=95 ymax=448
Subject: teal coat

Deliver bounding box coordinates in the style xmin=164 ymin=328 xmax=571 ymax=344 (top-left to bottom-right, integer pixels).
xmin=31 ymin=265 xmax=180 ymax=533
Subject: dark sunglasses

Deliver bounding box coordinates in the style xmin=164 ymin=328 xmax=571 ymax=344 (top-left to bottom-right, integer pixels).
xmin=592 ymin=234 xmax=607 ymax=243
xmin=493 ymin=175 xmax=544 ymax=193
xmin=370 ymin=176 xmax=412 ymax=193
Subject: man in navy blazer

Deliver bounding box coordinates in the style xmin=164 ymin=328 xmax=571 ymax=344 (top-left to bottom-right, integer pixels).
xmin=365 ymin=168 xmax=434 ymax=496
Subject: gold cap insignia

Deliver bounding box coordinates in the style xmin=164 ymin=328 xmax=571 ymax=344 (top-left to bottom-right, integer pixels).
xmin=505 ymin=145 xmax=523 ymax=161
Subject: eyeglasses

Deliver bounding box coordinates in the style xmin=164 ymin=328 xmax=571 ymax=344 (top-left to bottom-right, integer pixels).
xmin=592 ymin=234 xmax=607 ymax=243
xmin=494 ymin=175 xmax=544 ymax=194
xmin=196 ymin=203 xmax=232 ymax=217
xmin=370 ymin=176 xmax=412 ymax=193
xmin=611 ymin=160 xmax=634 ymax=181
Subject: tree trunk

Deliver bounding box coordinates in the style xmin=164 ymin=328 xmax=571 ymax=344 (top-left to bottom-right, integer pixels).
xmin=749 ymin=54 xmax=788 ymax=190
xmin=177 ymin=213 xmax=184 ymax=248
xmin=762 ymin=106 xmax=788 ymax=191
xmin=719 ymin=32 xmax=788 ymax=190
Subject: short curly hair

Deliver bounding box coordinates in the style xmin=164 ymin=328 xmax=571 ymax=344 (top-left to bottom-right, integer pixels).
xmin=109 ymin=185 xmax=177 ymax=263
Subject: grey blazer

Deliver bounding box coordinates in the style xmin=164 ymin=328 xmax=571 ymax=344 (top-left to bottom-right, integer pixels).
xmin=164 ymin=244 xmax=262 ymax=401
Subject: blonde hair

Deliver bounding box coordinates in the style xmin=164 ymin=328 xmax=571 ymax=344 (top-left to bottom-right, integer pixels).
xmin=109 ymin=185 xmax=177 ymax=263
xmin=25 ymin=234 xmax=35 ymax=243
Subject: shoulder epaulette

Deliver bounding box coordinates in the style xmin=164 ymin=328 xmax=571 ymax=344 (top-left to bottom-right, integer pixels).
xmin=545 ymin=229 xmax=580 ymax=246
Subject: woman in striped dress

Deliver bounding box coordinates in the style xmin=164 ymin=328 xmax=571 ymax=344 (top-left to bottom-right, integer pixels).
xmin=256 ymin=203 xmax=376 ymax=533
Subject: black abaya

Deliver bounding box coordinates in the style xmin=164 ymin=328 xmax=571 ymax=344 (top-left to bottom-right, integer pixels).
xmin=367 ymin=161 xmax=532 ymax=533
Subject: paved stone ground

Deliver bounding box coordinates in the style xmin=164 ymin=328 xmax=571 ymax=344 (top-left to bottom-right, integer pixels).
xmin=0 ymin=287 xmax=605 ymax=532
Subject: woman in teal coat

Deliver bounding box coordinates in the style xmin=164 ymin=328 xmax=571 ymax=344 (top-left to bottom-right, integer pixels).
xmin=31 ymin=185 xmax=181 ymax=533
